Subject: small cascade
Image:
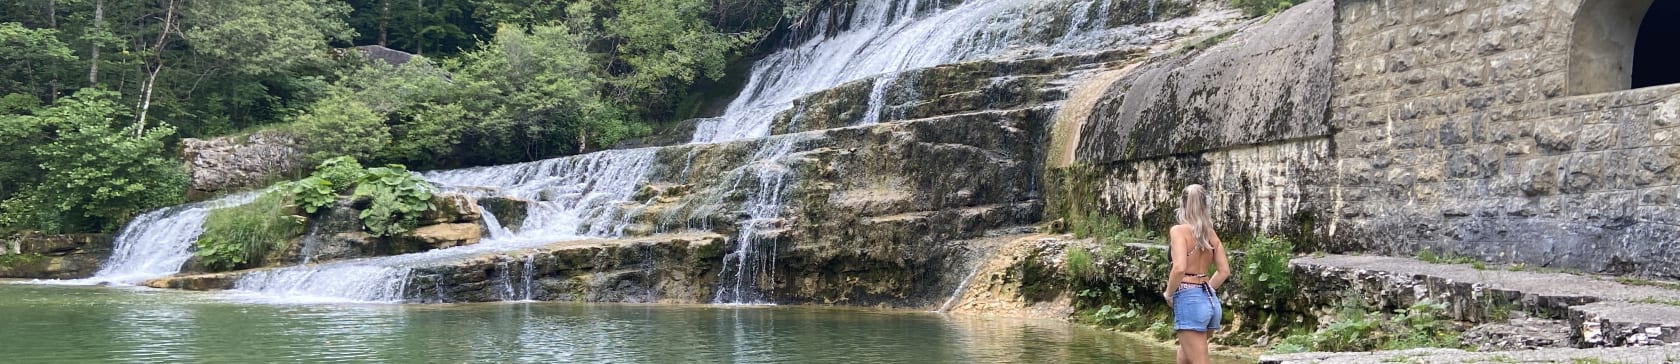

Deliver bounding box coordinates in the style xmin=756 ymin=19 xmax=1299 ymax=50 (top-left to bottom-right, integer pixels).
xmin=495 ymin=260 xmax=518 ymax=300
xmin=229 ymin=149 xmax=657 ymax=302
xmin=84 ymin=192 xmax=259 ymax=285
xmin=480 ymin=204 xmax=515 ymax=241
xmin=1062 ymin=0 xmax=1098 ymax=43
xmin=520 ymin=254 xmax=537 ymax=301
xmin=713 ymin=135 xmax=811 ymax=304
xmin=232 ymin=265 xmax=412 ymax=303
xmin=297 ymin=223 xmax=324 ymax=265
xmin=936 ymin=265 xmax=985 ymax=313
xmin=859 ymin=72 xmax=901 ymax=125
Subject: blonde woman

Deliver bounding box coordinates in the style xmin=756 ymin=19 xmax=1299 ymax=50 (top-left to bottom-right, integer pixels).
xmin=1161 ymin=184 xmax=1231 ymax=364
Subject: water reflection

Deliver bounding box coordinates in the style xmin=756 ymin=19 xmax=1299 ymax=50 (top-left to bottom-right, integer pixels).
xmin=0 ymin=284 xmax=1240 ymax=363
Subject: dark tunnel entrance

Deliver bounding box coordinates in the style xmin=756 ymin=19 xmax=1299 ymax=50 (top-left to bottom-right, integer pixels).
xmin=1633 ymin=0 xmax=1680 ymax=89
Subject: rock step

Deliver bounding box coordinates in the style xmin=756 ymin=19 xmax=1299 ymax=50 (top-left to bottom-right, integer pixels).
xmin=1296 ymin=254 xmax=1680 ymax=348
xmin=1260 ymin=346 xmax=1680 ymax=364
xmin=1571 ymin=301 xmax=1680 ymax=347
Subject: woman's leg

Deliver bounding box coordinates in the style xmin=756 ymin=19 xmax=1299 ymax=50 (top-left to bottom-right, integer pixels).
xmin=1176 ymin=330 xmax=1208 ymax=364
xmin=1176 ymin=338 xmax=1189 ymax=364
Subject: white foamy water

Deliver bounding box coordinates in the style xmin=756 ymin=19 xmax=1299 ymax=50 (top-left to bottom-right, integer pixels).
xmin=226 ymin=149 xmax=658 ymax=303
xmin=690 ymin=0 xmax=1158 ymax=143
xmin=45 ymin=192 xmax=261 ymax=286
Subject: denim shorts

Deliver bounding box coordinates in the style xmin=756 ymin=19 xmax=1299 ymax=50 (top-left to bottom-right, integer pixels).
xmin=1172 ymin=283 xmax=1223 ymax=332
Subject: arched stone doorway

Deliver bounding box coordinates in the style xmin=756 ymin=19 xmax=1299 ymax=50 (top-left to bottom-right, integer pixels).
xmin=1567 ymin=0 xmax=1662 ymax=95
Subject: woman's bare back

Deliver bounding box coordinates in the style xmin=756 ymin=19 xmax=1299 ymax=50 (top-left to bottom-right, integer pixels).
xmin=1170 ymin=224 xmax=1222 ymax=282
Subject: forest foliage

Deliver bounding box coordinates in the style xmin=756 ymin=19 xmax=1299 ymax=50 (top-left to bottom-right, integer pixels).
xmin=0 ymin=0 xmax=814 ymax=234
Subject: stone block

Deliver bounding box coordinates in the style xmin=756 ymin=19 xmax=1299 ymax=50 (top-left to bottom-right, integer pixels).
xmin=1577 ymin=125 xmax=1617 ymax=152
xmin=1519 ymin=157 xmax=1560 ymax=196
xmin=1617 ymin=120 xmax=1651 ymax=149
xmin=1561 ymin=153 xmax=1605 ymax=194
xmin=1533 ymin=116 xmax=1579 ymax=153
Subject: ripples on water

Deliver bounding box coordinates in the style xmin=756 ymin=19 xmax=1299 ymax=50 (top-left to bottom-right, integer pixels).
xmin=0 ymin=283 xmax=1246 ymax=363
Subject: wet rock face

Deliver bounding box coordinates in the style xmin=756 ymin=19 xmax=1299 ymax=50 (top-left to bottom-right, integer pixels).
xmin=1049 ymin=1 xmax=1335 ymax=244
xmin=0 ymin=233 xmax=113 ymax=279
xmin=1075 ymin=1 xmax=1334 ymax=163
xmin=405 ymin=235 xmax=726 ymax=303
xmin=626 ymin=102 xmax=1051 ymax=307
xmin=180 ymin=131 xmax=305 ymax=200
xmin=768 ymin=50 xmax=1138 ymax=136
xmin=276 ymin=193 xmax=487 ymax=266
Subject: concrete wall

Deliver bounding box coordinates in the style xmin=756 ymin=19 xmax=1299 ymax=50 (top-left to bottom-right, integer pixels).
xmin=1328 ymin=0 xmax=1680 ymax=277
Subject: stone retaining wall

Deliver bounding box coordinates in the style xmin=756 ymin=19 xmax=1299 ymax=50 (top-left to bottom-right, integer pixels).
xmin=1328 ymin=0 xmax=1680 ymax=278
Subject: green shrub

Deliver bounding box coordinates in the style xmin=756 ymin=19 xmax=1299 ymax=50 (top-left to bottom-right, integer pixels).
xmin=1148 ymin=321 xmax=1175 ymax=341
xmin=1269 ymin=299 xmax=1464 ymax=353
xmin=286 ymin=177 xmax=337 ymax=214
xmin=195 ymin=192 xmax=307 ymax=271
xmin=1239 ymin=235 xmax=1296 ymax=303
xmin=1232 ymin=0 xmax=1296 ymax=17
xmin=312 ymin=156 xmax=366 ymax=189
xmin=0 ymin=253 xmax=45 ymax=269
xmin=1384 ymin=300 xmax=1460 ymax=350
xmin=1416 ymin=249 xmax=1479 ymax=265
xmin=352 ymin=165 xmax=435 ymax=237
xmin=1066 ymin=245 xmax=1098 ymax=281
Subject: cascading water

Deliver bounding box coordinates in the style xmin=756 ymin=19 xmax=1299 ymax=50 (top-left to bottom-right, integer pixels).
xmin=712 ymin=135 xmax=812 ymax=304
xmin=227 ymin=149 xmax=657 ymax=303
xmin=858 ymin=72 xmax=901 ymax=125
xmin=80 ymin=192 xmax=259 ymax=285
xmin=690 ymin=0 xmax=1151 ymax=143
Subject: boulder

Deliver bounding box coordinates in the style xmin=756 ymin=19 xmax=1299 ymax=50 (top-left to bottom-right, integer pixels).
xmin=180 ymin=131 xmax=305 ymax=200
xmin=406 ymin=223 xmax=484 ymax=249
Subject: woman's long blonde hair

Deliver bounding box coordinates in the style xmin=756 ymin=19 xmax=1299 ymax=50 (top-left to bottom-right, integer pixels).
xmin=1176 ymin=184 xmax=1215 ymax=252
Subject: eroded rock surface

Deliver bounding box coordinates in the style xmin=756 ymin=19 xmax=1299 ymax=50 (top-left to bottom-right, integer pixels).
xmin=180 ymin=131 xmax=305 ymax=200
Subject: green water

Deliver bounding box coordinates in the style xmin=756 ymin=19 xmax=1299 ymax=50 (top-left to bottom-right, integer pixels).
xmin=0 ymin=283 xmax=1230 ymax=363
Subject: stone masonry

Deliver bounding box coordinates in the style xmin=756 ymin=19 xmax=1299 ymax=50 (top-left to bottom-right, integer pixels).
xmin=1328 ymin=0 xmax=1680 ymax=278
xmin=1064 ymin=0 xmax=1680 ymax=278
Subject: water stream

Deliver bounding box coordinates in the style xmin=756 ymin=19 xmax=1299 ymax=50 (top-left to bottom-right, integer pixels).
xmin=226 ymin=149 xmax=658 ymax=302
xmin=75 ymin=192 xmax=259 ymax=285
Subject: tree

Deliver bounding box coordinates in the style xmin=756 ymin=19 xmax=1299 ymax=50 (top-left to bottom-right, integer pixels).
xmin=0 ymin=89 xmax=189 ymax=233
xmin=182 ymin=0 xmax=354 ymax=76
xmin=294 ymin=94 xmax=390 ymax=165
xmin=0 ymin=22 xmax=76 ymax=103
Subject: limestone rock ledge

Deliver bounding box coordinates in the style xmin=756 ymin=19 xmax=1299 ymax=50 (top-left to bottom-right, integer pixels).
xmin=180 ymin=131 xmax=305 ymax=200
xmin=0 ymin=233 xmax=113 ymax=279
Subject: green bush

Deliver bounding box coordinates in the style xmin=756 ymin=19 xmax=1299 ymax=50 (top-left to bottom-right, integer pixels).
xmin=1066 ymin=245 xmax=1098 ymax=281
xmin=285 ymin=156 xmax=368 ymax=214
xmin=0 ymin=89 xmax=189 ymax=234
xmin=1269 ymin=299 xmax=1463 ymax=353
xmin=286 ymin=177 xmax=337 ymax=214
xmin=1239 ymin=235 xmax=1296 ymax=303
xmin=0 ymin=253 xmax=45 ymax=269
xmin=312 ymin=156 xmax=366 ymax=189
xmin=1232 ymin=0 xmax=1296 ymax=17
xmin=195 ymin=192 xmax=306 ymax=271
xmin=352 ymin=165 xmax=434 ymax=237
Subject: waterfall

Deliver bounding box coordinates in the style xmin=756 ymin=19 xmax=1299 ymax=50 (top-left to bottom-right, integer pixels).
xmin=859 ymin=72 xmax=901 ymax=125
xmin=695 ymin=0 xmax=1087 ymax=143
xmin=480 ymin=205 xmax=514 ymax=241
xmin=227 ymin=149 xmax=657 ymax=303
xmin=713 ymin=135 xmax=811 ymax=304
xmin=81 ymin=192 xmax=259 ymax=285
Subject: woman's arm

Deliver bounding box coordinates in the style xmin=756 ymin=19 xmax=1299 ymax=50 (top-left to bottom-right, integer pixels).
xmin=1162 ymin=225 xmax=1187 ymax=305
xmin=1208 ymin=231 xmax=1232 ymax=290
